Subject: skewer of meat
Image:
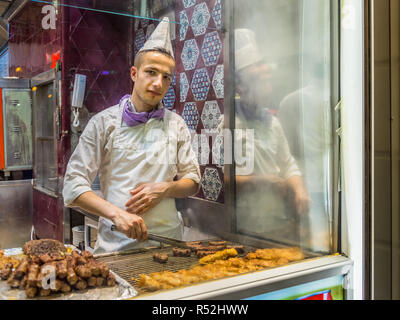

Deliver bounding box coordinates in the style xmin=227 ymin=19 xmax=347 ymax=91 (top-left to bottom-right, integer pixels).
xmin=27 ymin=263 xmax=40 ymax=286
xmin=66 ymin=257 xmax=78 ymax=285
xmin=14 ymin=259 xmax=29 ymax=279
xmin=72 ymin=251 xmax=87 ymax=265
xmin=60 ymin=281 xmax=72 ymax=293
xmin=74 ymin=277 xmax=87 ymax=291
xmin=0 ymin=262 xmax=13 ymax=280
xmin=7 ymin=271 xmax=21 ymax=288
xmin=106 ymin=273 xmax=116 ymax=287
xmin=75 ymin=265 xmax=92 ymax=278
xmin=56 ymin=259 xmax=68 ymax=279
xmin=25 ymin=286 xmax=38 ymax=298
xmin=95 ymin=276 xmax=104 ymax=287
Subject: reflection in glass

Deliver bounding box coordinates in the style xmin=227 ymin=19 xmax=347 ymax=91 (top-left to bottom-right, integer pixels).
xmin=233 ymin=0 xmax=333 ymax=253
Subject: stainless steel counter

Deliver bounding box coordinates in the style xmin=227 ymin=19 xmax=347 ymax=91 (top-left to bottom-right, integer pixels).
xmin=0 ymin=180 xmax=33 ymax=249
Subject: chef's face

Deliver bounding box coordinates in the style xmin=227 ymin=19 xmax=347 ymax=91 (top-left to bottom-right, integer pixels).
xmin=237 ymin=61 xmax=272 ymax=103
xmin=131 ymin=51 xmax=175 ymax=109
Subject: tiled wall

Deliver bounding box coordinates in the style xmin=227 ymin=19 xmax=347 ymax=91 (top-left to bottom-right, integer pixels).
xmin=175 ymin=0 xmax=224 ymax=203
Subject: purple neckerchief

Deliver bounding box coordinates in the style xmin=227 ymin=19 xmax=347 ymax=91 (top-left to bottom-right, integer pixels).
xmin=120 ymin=94 xmax=165 ymax=127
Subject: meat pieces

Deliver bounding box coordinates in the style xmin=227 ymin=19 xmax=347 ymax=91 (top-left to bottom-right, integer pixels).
xmin=153 ymin=253 xmax=168 ymax=264
xmin=22 ymin=239 xmax=66 ymax=257
xmin=198 ymin=248 xmax=238 ymax=264
xmin=172 ymin=248 xmax=191 ymax=257
xmin=208 ymin=241 xmax=227 ymax=247
xmin=27 ymin=263 xmax=40 ymax=286
xmin=0 ymin=263 xmax=13 ymax=280
xmin=226 ymin=245 xmax=245 ymax=254
xmin=14 ymin=259 xmax=29 ymax=279
xmin=75 ymin=265 xmax=92 ymax=279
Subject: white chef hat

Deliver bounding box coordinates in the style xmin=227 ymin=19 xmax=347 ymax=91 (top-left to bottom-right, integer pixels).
xmin=235 ymin=28 xmax=263 ymax=71
xmin=139 ymin=17 xmax=174 ymax=59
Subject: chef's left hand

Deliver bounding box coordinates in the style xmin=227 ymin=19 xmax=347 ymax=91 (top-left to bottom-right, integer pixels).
xmin=293 ymin=189 xmax=310 ymax=216
xmin=125 ymin=182 xmax=169 ymax=216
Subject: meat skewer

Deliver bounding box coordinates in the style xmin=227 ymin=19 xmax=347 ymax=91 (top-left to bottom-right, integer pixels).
xmin=0 ymin=263 xmax=13 ymax=280
xmin=27 ymin=263 xmax=40 ymax=286
xmin=172 ymin=248 xmax=191 ymax=257
xmin=14 ymin=259 xmax=29 ymax=279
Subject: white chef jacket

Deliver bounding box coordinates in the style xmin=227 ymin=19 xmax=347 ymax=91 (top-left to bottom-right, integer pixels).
xmin=63 ymin=98 xmax=201 ymax=253
xmin=223 ymin=104 xmax=302 ymax=240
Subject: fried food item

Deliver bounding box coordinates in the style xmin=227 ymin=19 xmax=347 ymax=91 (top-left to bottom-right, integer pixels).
xmin=226 ymin=245 xmax=245 ymax=254
xmin=1 ymin=263 xmax=13 ymax=280
xmin=153 ymin=253 xmax=169 ymax=264
xmin=81 ymin=251 xmax=93 ymax=260
xmin=172 ymin=248 xmax=191 ymax=257
xmin=39 ymin=288 xmax=51 ymax=297
xmin=106 ymin=273 xmax=116 ymax=287
xmin=138 ymin=247 xmax=305 ymax=293
xmin=56 ymin=260 xmax=68 ymax=279
xmin=87 ymin=276 xmax=97 ymax=287
xmin=25 ymin=286 xmax=38 ymax=298
xmin=0 ymin=254 xmax=20 ymax=269
xmin=245 ymin=247 xmax=304 ymax=262
xmin=75 ymin=265 xmax=92 ymax=279
xmin=60 ymin=281 xmax=72 ymax=293
xmin=22 ymin=239 xmax=66 ymax=257
xmin=95 ymin=277 xmax=105 ymax=287
xmin=199 ymin=248 xmax=238 ymax=264
xmin=75 ymin=278 xmax=87 ymax=291
xmin=14 ymin=259 xmax=29 ymax=279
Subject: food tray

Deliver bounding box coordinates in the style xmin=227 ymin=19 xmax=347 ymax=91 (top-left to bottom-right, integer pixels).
xmin=0 ymin=247 xmax=138 ymax=300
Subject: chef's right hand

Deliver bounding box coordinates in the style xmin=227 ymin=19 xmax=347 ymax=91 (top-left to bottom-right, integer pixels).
xmin=112 ymin=210 xmax=148 ymax=242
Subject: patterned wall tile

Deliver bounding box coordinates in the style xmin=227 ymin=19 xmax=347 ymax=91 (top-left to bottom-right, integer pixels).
xmin=180 ymin=72 xmax=190 ymax=102
xmin=192 ymin=133 xmax=210 ymax=165
xmin=212 ymin=134 xmax=224 ymax=168
xmin=212 ymin=0 xmax=222 ymax=30
xmin=182 ymin=102 xmax=199 ymax=130
xmin=191 ymin=3 xmax=211 ymax=37
xmin=201 ymin=31 xmax=222 ymax=67
xmin=191 ymin=68 xmax=210 ymax=101
xmin=183 ymin=0 xmax=196 ymax=8
xmin=212 ymin=64 xmax=224 ymax=99
xmin=135 ymin=28 xmax=145 ymax=51
xmin=181 ymin=39 xmax=200 ymax=71
xmin=163 ymin=86 xmax=176 ymax=109
xmin=201 ymin=167 xmax=222 ymax=201
xmin=201 ymin=100 xmax=221 ymax=130
xmin=179 ymin=10 xmax=190 ymax=41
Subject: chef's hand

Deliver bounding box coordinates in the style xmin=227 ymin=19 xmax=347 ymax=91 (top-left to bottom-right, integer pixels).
xmin=293 ymin=189 xmax=310 ymax=216
xmin=112 ymin=209 xmax=148 ymax=241
xmin=125 ymin=182 xmax=169 ymax=216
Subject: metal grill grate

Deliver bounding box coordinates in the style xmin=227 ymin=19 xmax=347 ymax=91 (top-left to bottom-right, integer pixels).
xmin=96 ymin=244 xmax=255 ymax=295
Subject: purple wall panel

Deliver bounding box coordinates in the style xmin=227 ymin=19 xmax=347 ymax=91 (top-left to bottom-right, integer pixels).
xmin=8 ymin=3 xmax=61 ymax=78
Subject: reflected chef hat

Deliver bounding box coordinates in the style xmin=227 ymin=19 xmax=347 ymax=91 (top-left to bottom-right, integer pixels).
xmin=139 ymin=17 xmax=174 ymax=59
xmin=235 ymin=28 xmax=263 ymax=71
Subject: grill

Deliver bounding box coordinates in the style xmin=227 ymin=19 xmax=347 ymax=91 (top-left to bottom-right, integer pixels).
xmin=96 ymin=242 xmax=256 ymax=296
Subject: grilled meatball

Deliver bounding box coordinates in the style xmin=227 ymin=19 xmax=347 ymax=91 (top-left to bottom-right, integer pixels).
xmin=172 ymin=248 xmax=191 ymax=257
xmin=75 ymin=278 xmax=87 ymax=291
xmin=153 ymin=253 xmax=169 ymax=264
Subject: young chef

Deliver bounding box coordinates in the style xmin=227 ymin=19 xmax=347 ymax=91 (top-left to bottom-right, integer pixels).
xmin=62 ymin=18 xmax=201 ymax=254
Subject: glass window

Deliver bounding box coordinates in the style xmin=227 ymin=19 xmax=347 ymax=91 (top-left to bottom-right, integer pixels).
xmin=232 ymin=0 xmax=335 ymax=253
